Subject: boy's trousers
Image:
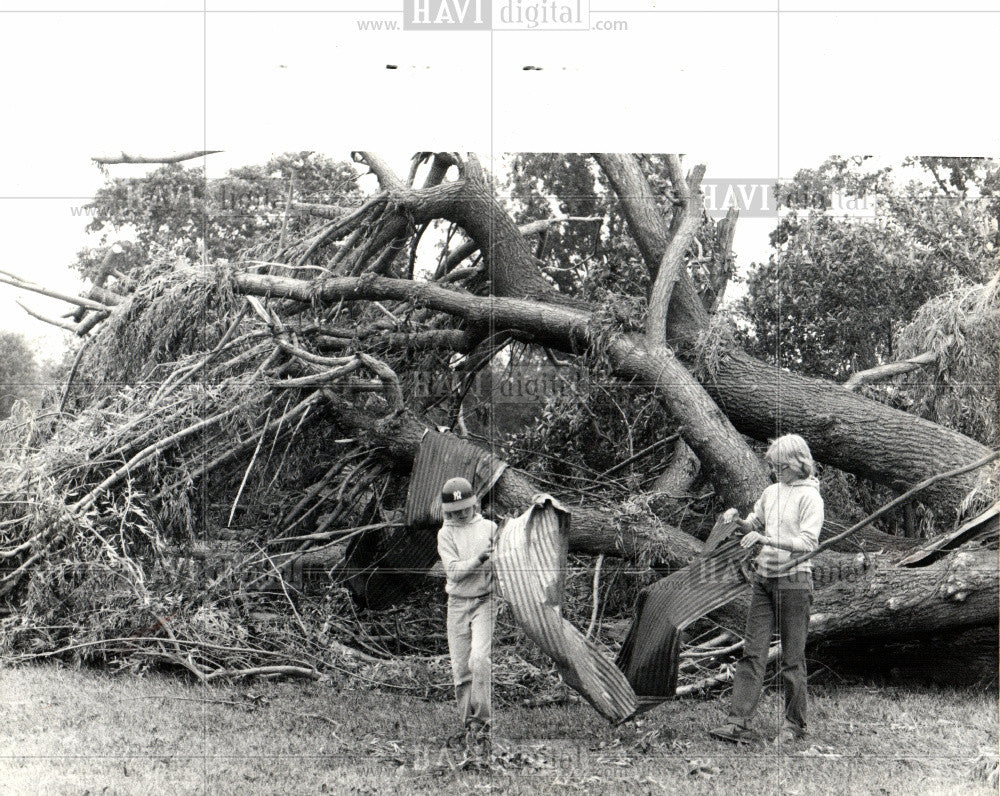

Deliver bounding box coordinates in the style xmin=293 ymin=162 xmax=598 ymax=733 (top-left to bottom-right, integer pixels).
xmin=728 ymin=573 xmax=812 ymax=734
xmin=446 ymin=593 xmax=497 ymax=727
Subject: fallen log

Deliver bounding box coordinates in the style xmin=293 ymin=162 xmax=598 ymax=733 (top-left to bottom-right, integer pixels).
xmin=809 ymin=548 xmax=998 ymax=645
xmin=707 ymin=548 xmax=998 ymax=654
xmin=325 ymin=397 xmax=702 ymax=565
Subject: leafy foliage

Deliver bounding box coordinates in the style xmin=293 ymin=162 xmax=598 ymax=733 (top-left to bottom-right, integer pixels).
xmin=505 ymin=153 xmax=609 ymax=295
xmin=0 ymin=331 xmax=41 ymax=419
xmin=742 ymin=156 xmax=998 ymax=380
xmin=894 ymin=277 xmax=999 ymax=448
xmin=78 ymin=152 xmax=361 ymax=281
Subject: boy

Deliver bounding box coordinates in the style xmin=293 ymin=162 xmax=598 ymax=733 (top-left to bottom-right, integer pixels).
xmin=436 ymin=476 xmax=498 ymax=739
xmin=710 ymin=434 xmax=824 ymax=746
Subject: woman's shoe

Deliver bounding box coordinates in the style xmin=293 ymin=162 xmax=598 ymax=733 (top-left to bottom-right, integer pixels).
xmin=709 ymin=722 xmax=753 ymax=743
xmin=774 ymin=726 xmax=807 ymax=746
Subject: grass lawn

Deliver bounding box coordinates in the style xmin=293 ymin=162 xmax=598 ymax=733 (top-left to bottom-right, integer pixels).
xmin=0 ymin=663 xmax=996 ymax=794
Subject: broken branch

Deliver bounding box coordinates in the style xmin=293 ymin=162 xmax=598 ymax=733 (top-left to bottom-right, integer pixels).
xmin=91 ymin=150 xmax=222 ymax=165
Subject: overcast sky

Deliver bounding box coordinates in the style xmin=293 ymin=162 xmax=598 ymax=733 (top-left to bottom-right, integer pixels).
xmin=1 ymin=1 xmax=998 ymax=365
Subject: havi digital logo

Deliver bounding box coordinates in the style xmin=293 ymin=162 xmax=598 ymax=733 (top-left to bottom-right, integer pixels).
xmin=403 ymin=0 xmax=491 ymax=30
xmin=404 ymin=0 xmax=590 ymax=30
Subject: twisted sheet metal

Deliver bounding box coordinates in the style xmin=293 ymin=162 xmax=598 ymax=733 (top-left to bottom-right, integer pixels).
xmin=493 ymin=495 xmax=638 ymax=724
xmin=899 ymin=501 xmax=999 ymax=567
xmin=345 ymin=430 xmax=506 ymax=607
xmin=616 ymin=526 xmax=754 ymax=709
xmin=404 ymin=430 xmax=507 ymax=528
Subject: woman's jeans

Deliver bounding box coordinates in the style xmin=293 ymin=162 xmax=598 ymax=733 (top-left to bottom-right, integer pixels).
xmin=728 ymin=572 xmax=812 ymax=734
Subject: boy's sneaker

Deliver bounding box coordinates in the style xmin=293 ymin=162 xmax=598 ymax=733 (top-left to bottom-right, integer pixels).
xmin=465 ymin=722 xmax=491 ymax=757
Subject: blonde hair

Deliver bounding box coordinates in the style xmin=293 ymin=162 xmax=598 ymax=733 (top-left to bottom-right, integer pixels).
xmin=765 ymin=434 xmax=814 ymax=479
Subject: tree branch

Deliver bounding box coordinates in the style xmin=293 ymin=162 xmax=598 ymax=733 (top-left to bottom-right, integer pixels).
xmin=594 ymin=154 xmax=710 ymax=343
xmin=708 ymin=206 xmax=739 ymax=313
xmin=352 ymin=151 xmax=405 ymax=190
xmin=433 ymin=216 xmax=602 ymax=279
xmin=15 ymin=301 xmax=78 ymax=332
xmin=843 ymin=349 xmax=942 ymax=391
xmin=91 ymin=150 xmax=221 ymax=165
xmin=0 ymin=270 xmax=112 ymax=312
xmin=232 ymin=271 xmax=767 ymax=509
xmin=645 ymin=158 xmax=705 ymax=344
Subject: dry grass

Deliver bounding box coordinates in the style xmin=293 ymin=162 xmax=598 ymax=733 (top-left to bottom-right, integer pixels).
xmin=0 ymin=663 xmax=995 ymax=795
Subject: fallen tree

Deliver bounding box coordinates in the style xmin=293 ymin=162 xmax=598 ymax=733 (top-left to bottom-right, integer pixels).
xmin=0 ymin=149 xmax=995 ymax=691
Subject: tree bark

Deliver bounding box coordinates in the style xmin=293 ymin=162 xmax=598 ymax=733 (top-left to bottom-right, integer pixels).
xmin=808 ymin=548 xmax=997 ymax=645
xmin=236 ymin=271 xmax=768 ymax=511
xmin=652 ymin=438 xmax=701 ymax=496
xmin=324 ymin=396 xmax=702 ymax=565
xmin=843 ymin=349 xmax=940 ymax=391
xmin=645 ymin=157 xmax=705 ymax=344
xmin=704 ymin=350 xmax=992 ymax=510
xmin=594 ymin=153 xmax=991 ymax=513
xmin=594 ymin=153 xmax=709 ymax=342
xmin=355 ymin=155 xmax=558 ymax=301
xmin=708 ymin=549 xmax=998 ymax=650
xmin=706 ymin=206 xmax=738 ymax=313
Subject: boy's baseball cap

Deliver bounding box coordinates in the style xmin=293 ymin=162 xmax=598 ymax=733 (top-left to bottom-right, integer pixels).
xmin=441 ymin=477 xmax=476 ymax=511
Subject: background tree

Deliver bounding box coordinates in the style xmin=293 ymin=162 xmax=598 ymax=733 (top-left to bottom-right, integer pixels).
xmin=741 ymin=156 xmax=998 ymax=381
xmin=77 ymin=152 xmax=361 ymax=282
xmin=0 ymin=332 xmax=41 ymax=419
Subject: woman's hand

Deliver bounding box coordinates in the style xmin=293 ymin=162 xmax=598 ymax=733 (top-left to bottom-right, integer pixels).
xmin=740 ymin=531 xmax=766 ymax=549
xmin=722 ymin=508 xmax=740 ymax=524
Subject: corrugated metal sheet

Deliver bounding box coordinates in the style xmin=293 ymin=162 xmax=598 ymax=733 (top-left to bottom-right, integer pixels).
xmin=404 ymin=430 xmax=507 ymax=528
xmin=616 ymin=528 xmax=754 ymax=709
xmin=345 ymin=430 xmax=506 ymax=608
xmin=899 ymin=501 xmax=999 ymax=567
xmin=704 ymin=516 xmax=738 ymax=552
xmin=493 ymin=495 xmax=638 ymax=724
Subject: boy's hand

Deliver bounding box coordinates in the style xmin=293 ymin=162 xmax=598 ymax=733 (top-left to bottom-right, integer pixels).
xmin=722 ymin=508 xmax=739 ymax=524
xmin=740 ymin=530 xmax=766 ymax=549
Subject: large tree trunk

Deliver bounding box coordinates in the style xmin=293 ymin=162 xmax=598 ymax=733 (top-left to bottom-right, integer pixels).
xmin=701 ymin=350 xmax=991 ymax=510
xmin=595 ymin=153 xmax=991 ymax=513
xmin=707 ymin=549 xmax=998 ymax=652
xmin=809 ymin=548 xmax=997 ymax=644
